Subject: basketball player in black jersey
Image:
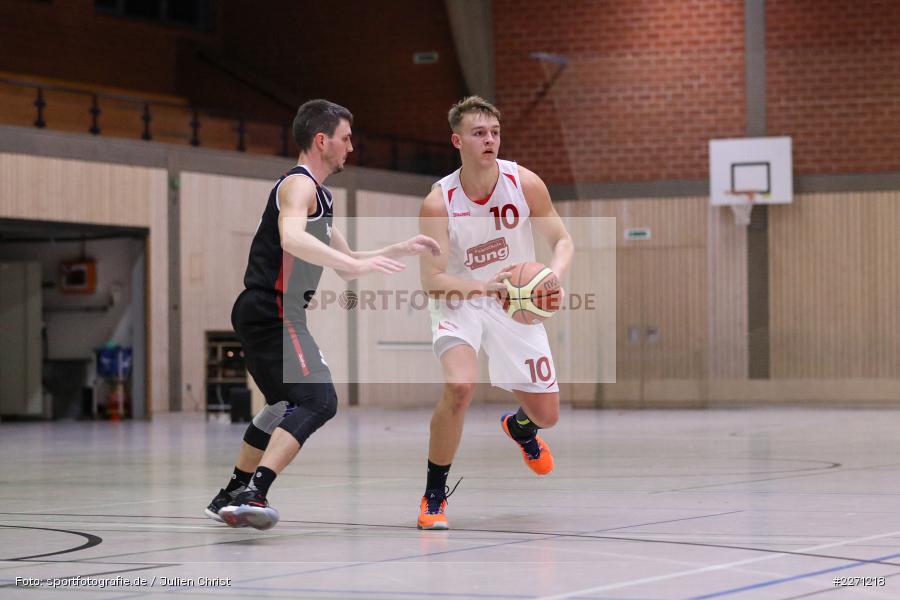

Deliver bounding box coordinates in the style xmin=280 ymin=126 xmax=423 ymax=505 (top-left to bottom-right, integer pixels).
xmin=206 ymin=99 xmax=439 ymax=530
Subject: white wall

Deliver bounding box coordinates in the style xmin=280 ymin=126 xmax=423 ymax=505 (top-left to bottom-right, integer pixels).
xmin=0 ymin=237 xmax=144 ymax=359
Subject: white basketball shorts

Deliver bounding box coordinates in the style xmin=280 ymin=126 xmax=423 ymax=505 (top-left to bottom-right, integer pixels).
xmin=429 ymin=297 xmax=559 ymax=394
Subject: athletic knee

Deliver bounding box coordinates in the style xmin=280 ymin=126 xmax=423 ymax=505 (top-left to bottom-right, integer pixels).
xmin=443 ymin=382 xmax=475 ymax=412
xmin=318 ymin=384 xmax=338 ymax=421
xmin=243 ymin=422 xmax=270 ymax=450
xmin=535 ymin=410 xmax=559 ymax=428
xmin=243 ymin=400 xmax=293 ymax=450
xmin=527 ymin=395 xmax=559 ymax=428
xmin=299 ymin=382 xmax=338 ymax=424
xmin=279 ymin=383 xmax=338 ymax=445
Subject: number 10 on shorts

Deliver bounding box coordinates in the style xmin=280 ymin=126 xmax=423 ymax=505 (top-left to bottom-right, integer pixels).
xmin=525 ymin=356 xmax=553 ymax=383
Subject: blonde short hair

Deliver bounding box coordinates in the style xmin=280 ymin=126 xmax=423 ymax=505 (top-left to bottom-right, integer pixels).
xmin=448 ymin=96 xmax=501 ymax=132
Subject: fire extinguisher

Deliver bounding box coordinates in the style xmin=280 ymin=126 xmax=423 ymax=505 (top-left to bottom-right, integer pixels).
xmin=107 ymin=381 xmax=125 ymax=421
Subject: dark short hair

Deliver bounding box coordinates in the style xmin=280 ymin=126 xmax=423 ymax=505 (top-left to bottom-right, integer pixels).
xmin=292 ymin=99 xmax=353 ymax=152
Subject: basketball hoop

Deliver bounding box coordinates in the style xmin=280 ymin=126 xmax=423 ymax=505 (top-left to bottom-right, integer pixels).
xmin=725 ymin=190 xmax=757 ymax=226
xmin=710 ymin=137 xmax=793 ymax=226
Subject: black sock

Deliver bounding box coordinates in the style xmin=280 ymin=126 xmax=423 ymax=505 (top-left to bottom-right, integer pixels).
xmin=425 ymin=460 xmax=450 ymax=497
xmin=225 ymin=467 xmax=252 ymax=494
xmin=248 ymin=466 xmax=277 ymax=497
xmin=506 ymin=407 xmax=540 ymax=441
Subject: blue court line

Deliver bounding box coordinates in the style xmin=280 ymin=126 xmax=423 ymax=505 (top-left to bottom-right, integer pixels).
xmin=103 ymin=586 xmax=535 ymax=600
xmin=688 ymin=549 xmax=900 ymax=599
xmin=230 ymin=510 xmax=744 ymax=586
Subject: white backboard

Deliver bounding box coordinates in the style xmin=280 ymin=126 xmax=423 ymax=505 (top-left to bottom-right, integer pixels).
xmin=709 ymin=137 xmax=793 ymax=206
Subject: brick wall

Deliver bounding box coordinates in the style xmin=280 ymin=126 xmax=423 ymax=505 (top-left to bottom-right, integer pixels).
xmin=767 ymin=0 xmax=900 ymax=174
xmin=5 ymin=1 xmax=898 ymax=181
xmin=216 ymin=0 xmax=465 ymax=143
xmin=494 ymin=0 xmax=746 ymax=184
xmin=494 ymin=0 xmax=900 ymax=184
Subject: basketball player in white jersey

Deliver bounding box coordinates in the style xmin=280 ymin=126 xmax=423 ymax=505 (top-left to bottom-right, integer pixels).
xmin=417 ymin=96 xmax=574 ymax=529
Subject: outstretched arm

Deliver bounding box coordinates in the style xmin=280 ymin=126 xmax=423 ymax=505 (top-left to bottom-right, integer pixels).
xmin=351 ymin=234 xmax=440 ymax=260
xmin=329 ymin=225 xmax=440 ymax=281
xmin=279 ymin=176 xmax=404 ymax=277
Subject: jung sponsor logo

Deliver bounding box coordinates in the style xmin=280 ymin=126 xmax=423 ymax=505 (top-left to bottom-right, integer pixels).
xmin=464 ymin=237 xmax=509 ymax=270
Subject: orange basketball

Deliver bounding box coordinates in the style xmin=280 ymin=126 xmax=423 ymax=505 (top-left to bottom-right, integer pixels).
xmin=501 ymin=262 xmax=562 ymax=324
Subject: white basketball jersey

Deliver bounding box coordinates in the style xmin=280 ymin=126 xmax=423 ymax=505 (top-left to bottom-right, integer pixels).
xmin=434 ymin=159 xmax=536 ymax=281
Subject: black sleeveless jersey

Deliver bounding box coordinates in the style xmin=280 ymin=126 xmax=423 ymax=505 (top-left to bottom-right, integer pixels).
xmin=242 ymin=165 xmax=333 ymax=321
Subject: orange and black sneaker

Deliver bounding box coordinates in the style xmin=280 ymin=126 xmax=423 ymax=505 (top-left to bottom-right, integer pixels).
xmin=417 ymin=478 xmax=462 ymax=530
xmin=417 ymin=492 xmax=449 ymax=530
xmin=501 ymin=413 xmax=554 ymax=476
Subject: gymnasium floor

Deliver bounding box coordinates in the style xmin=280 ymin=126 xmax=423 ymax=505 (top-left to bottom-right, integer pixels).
xmin=1 ymin=405 xmax=899 ymax=599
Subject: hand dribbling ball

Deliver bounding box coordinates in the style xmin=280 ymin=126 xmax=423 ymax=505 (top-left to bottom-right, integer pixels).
xmin=500 ymin=262 xmax=562 ymax=324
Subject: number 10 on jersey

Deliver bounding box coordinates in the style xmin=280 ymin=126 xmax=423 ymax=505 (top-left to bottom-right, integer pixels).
xmin=490 ymin=204 xmax=519 ymax=230
xmin=525 ymin=356 xmax=553 ymax=383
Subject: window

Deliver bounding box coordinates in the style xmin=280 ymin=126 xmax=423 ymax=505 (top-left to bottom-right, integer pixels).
xmin=96 ymin=0 xmax=215 ymax=32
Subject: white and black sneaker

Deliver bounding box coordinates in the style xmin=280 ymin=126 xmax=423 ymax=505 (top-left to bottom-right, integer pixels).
xmin=204 ymin=487 xmax=246 ymax=523
xmin=219 ymin=489 xmax=280 ymax=530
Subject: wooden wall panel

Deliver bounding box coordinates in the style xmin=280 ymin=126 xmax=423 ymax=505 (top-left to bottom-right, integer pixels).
xmin=600 ymin=197 xmax=707 ymax=249
xmin=573 ymin=198 xmax=709 ymax=406
xmin=0 ymin=152 xmax=156 ymax=226
xmin=355 ymin=191 xmax=442 ymax=406
xmin=147 ymin=172 xmax=168 ymax=415
xmin=770 ymin=191 xmax=900 ymax=379
xmin=179 ymin=172 xmax=267 ymax=412
xmin=0 ymin=152 xmax=168 ymax=414
xmin=171 ymin=182 xmax=900 ymax=410
xmin=872 ymin=193 xmax=900 ymax=376
xmin=545 ymin=203 xmax=618 ymax=405
xmin=707 ymin=205 xmax=749 ymax=379
xmin=641 ymin=246 xmax=707 ymax=380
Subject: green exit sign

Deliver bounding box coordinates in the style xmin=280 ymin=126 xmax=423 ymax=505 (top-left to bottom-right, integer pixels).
xmin=624 ymin=228 xmax=652 ymax=240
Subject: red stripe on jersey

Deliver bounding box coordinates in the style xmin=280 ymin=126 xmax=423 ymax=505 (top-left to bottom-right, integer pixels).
xmin=277 ymin=252 xmax=295 ymax=294
xmin=504 ymin=173 xmax=518 ymax=188
xmin=447 ymin=186 xmax=457 ymax=206
xmin=284 ymin=319 xmax=310 ymax=377
xmin=275 ymin=251 xmax=294 ymax=319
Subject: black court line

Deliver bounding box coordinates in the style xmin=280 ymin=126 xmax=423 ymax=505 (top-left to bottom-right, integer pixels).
xmin=0 ymin=564 xmax=171 ymax=590
xmin=0 ymin=511 xmax=237 ymax=520
xmin=250 ymin=457 xmax=844 ymax=480
xmin=4 ymin=559 xmax=173 ymax=566
xmin=178 ymin=585 xmax=656 ymax=600
xmin=231 ymin=513 xmax=900 ymax=589
xmin=654 ymin=459 xmax=900 ymax=494
xmin=20 ymin=530 xmax=308 ymax=566
xmin=5 ymin=508 xmax=900 ymax=599
xmin=232 ymin=510 xmax=751 ymax=587
xmin=2 ymin=456 xmax=843 ymax=489
xmin=3 ymin=515 xmax=899 ymax=600
xmin=101 ymin=583 xmax=656 ymax=600
xmin=0 ymin=524 xmax=101 ymax=561
xmin=4 ymin=510 xmax=900 ymax=571
xmin=106 ymin=586 xmax=548 ymax=600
